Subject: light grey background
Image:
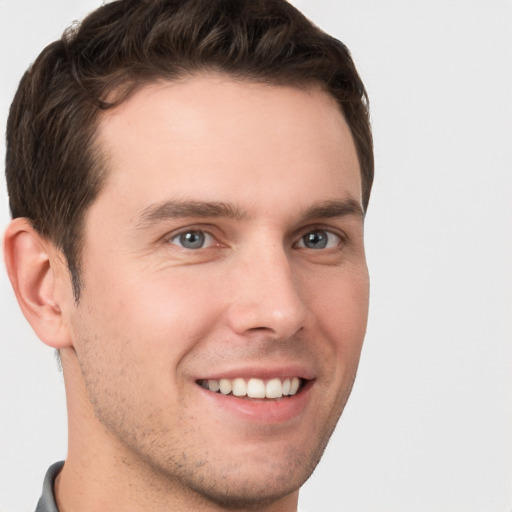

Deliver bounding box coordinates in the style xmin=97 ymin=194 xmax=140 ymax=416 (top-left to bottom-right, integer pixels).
xmin=1 ymin=1 xmax=511 ymax=511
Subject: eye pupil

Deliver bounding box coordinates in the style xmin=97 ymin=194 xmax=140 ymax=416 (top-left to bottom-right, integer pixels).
xmin=179 ymin=231 xmax=205 ymax=249
xmin=303 ymin=231 xmax=328 ymax=249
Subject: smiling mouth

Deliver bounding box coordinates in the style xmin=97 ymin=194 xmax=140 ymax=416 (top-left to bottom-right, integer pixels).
xmin=196 ymin=377 xmax=307 ymax=399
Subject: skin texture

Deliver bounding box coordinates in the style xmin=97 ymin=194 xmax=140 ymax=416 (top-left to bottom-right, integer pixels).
xmin=5 ymin=74 xmax=369 ymax=512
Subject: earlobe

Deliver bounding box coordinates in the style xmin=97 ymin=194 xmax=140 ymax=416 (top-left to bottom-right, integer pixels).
xmin=3 ymin=218 xmax=74 ymax=349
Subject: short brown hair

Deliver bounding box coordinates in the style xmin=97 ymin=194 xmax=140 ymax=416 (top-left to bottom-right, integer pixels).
xmin=6 ymin=0 xmax=373 ymax=300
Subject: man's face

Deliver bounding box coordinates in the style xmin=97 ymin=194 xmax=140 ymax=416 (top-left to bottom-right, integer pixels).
xmin=66 ymin=75 xmax=369 ymax=506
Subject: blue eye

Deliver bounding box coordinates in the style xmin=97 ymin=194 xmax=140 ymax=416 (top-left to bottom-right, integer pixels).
xmin=297 ymin=230 xmax=341 ymax=249
xmin=170 ymin=230 xmax=214 ymax=249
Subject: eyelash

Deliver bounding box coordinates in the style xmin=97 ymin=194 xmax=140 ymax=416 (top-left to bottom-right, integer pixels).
xmin=294 ymin=229 xmax=343 ymax=250
xmin=168 ymin=230 xmax=218 ymax=250
xmin=165 ymin=226 xmax=345 ymax=251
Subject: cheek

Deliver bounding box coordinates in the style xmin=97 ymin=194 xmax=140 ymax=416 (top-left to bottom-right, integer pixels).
xmin=306 ymin=265 xmax=369 ymax=384
xmin=78 ymin=264 xmax=226 ymax=365
xmin=308 ymin=264 xmax=369 ymax=337
xmin=70 ymin=270 xmax=221 ymax=420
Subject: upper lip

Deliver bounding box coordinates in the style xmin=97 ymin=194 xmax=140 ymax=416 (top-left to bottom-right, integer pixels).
xmin=194 ymin=364 xmax=316 ymax=382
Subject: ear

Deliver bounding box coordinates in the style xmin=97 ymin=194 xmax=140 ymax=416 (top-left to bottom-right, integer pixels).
xmin=3 ymin=218 xmax=74 ymax=349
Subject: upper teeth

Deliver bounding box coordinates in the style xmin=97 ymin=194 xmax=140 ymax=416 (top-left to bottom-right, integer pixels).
xmin=201 ymin=377 xmax=301 ymax=399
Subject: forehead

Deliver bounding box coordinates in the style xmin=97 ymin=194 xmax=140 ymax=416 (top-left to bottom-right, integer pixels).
xmin=93 ymin=74 xmax=362 ymax=218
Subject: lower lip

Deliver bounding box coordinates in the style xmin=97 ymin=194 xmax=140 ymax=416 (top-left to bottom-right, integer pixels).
xmin=197 ymin=382 xmax=313 ymax=424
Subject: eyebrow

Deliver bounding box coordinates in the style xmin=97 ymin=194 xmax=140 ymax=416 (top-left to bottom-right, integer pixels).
xmin=133 ymin=197 xmax=364 ymax=230
xmin=300 ymin=198 xmax=365 ymax=221
xmin=134 ymin=200 xmax=249 ymax=229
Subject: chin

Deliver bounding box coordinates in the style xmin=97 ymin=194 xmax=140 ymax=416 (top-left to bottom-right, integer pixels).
xmin=154 ymin=434 xmax=327 ymax=510
xmin=181 ymin=469 xmax=305 ymax=510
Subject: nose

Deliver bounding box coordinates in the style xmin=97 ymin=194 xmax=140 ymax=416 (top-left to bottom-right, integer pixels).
xmin=226 ymin=243 xmax=307 ymax=340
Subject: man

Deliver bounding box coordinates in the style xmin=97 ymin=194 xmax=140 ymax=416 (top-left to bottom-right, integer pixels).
xmin=3 ymin=0 xmax=373 ymax=510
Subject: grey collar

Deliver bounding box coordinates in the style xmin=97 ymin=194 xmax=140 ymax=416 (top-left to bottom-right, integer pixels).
xmin=35 ymin=461 xmax=64 ymax=512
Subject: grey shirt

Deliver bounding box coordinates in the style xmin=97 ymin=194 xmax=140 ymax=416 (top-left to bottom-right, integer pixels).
xmin=35 ymin=461 xmax=64 ymax=512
